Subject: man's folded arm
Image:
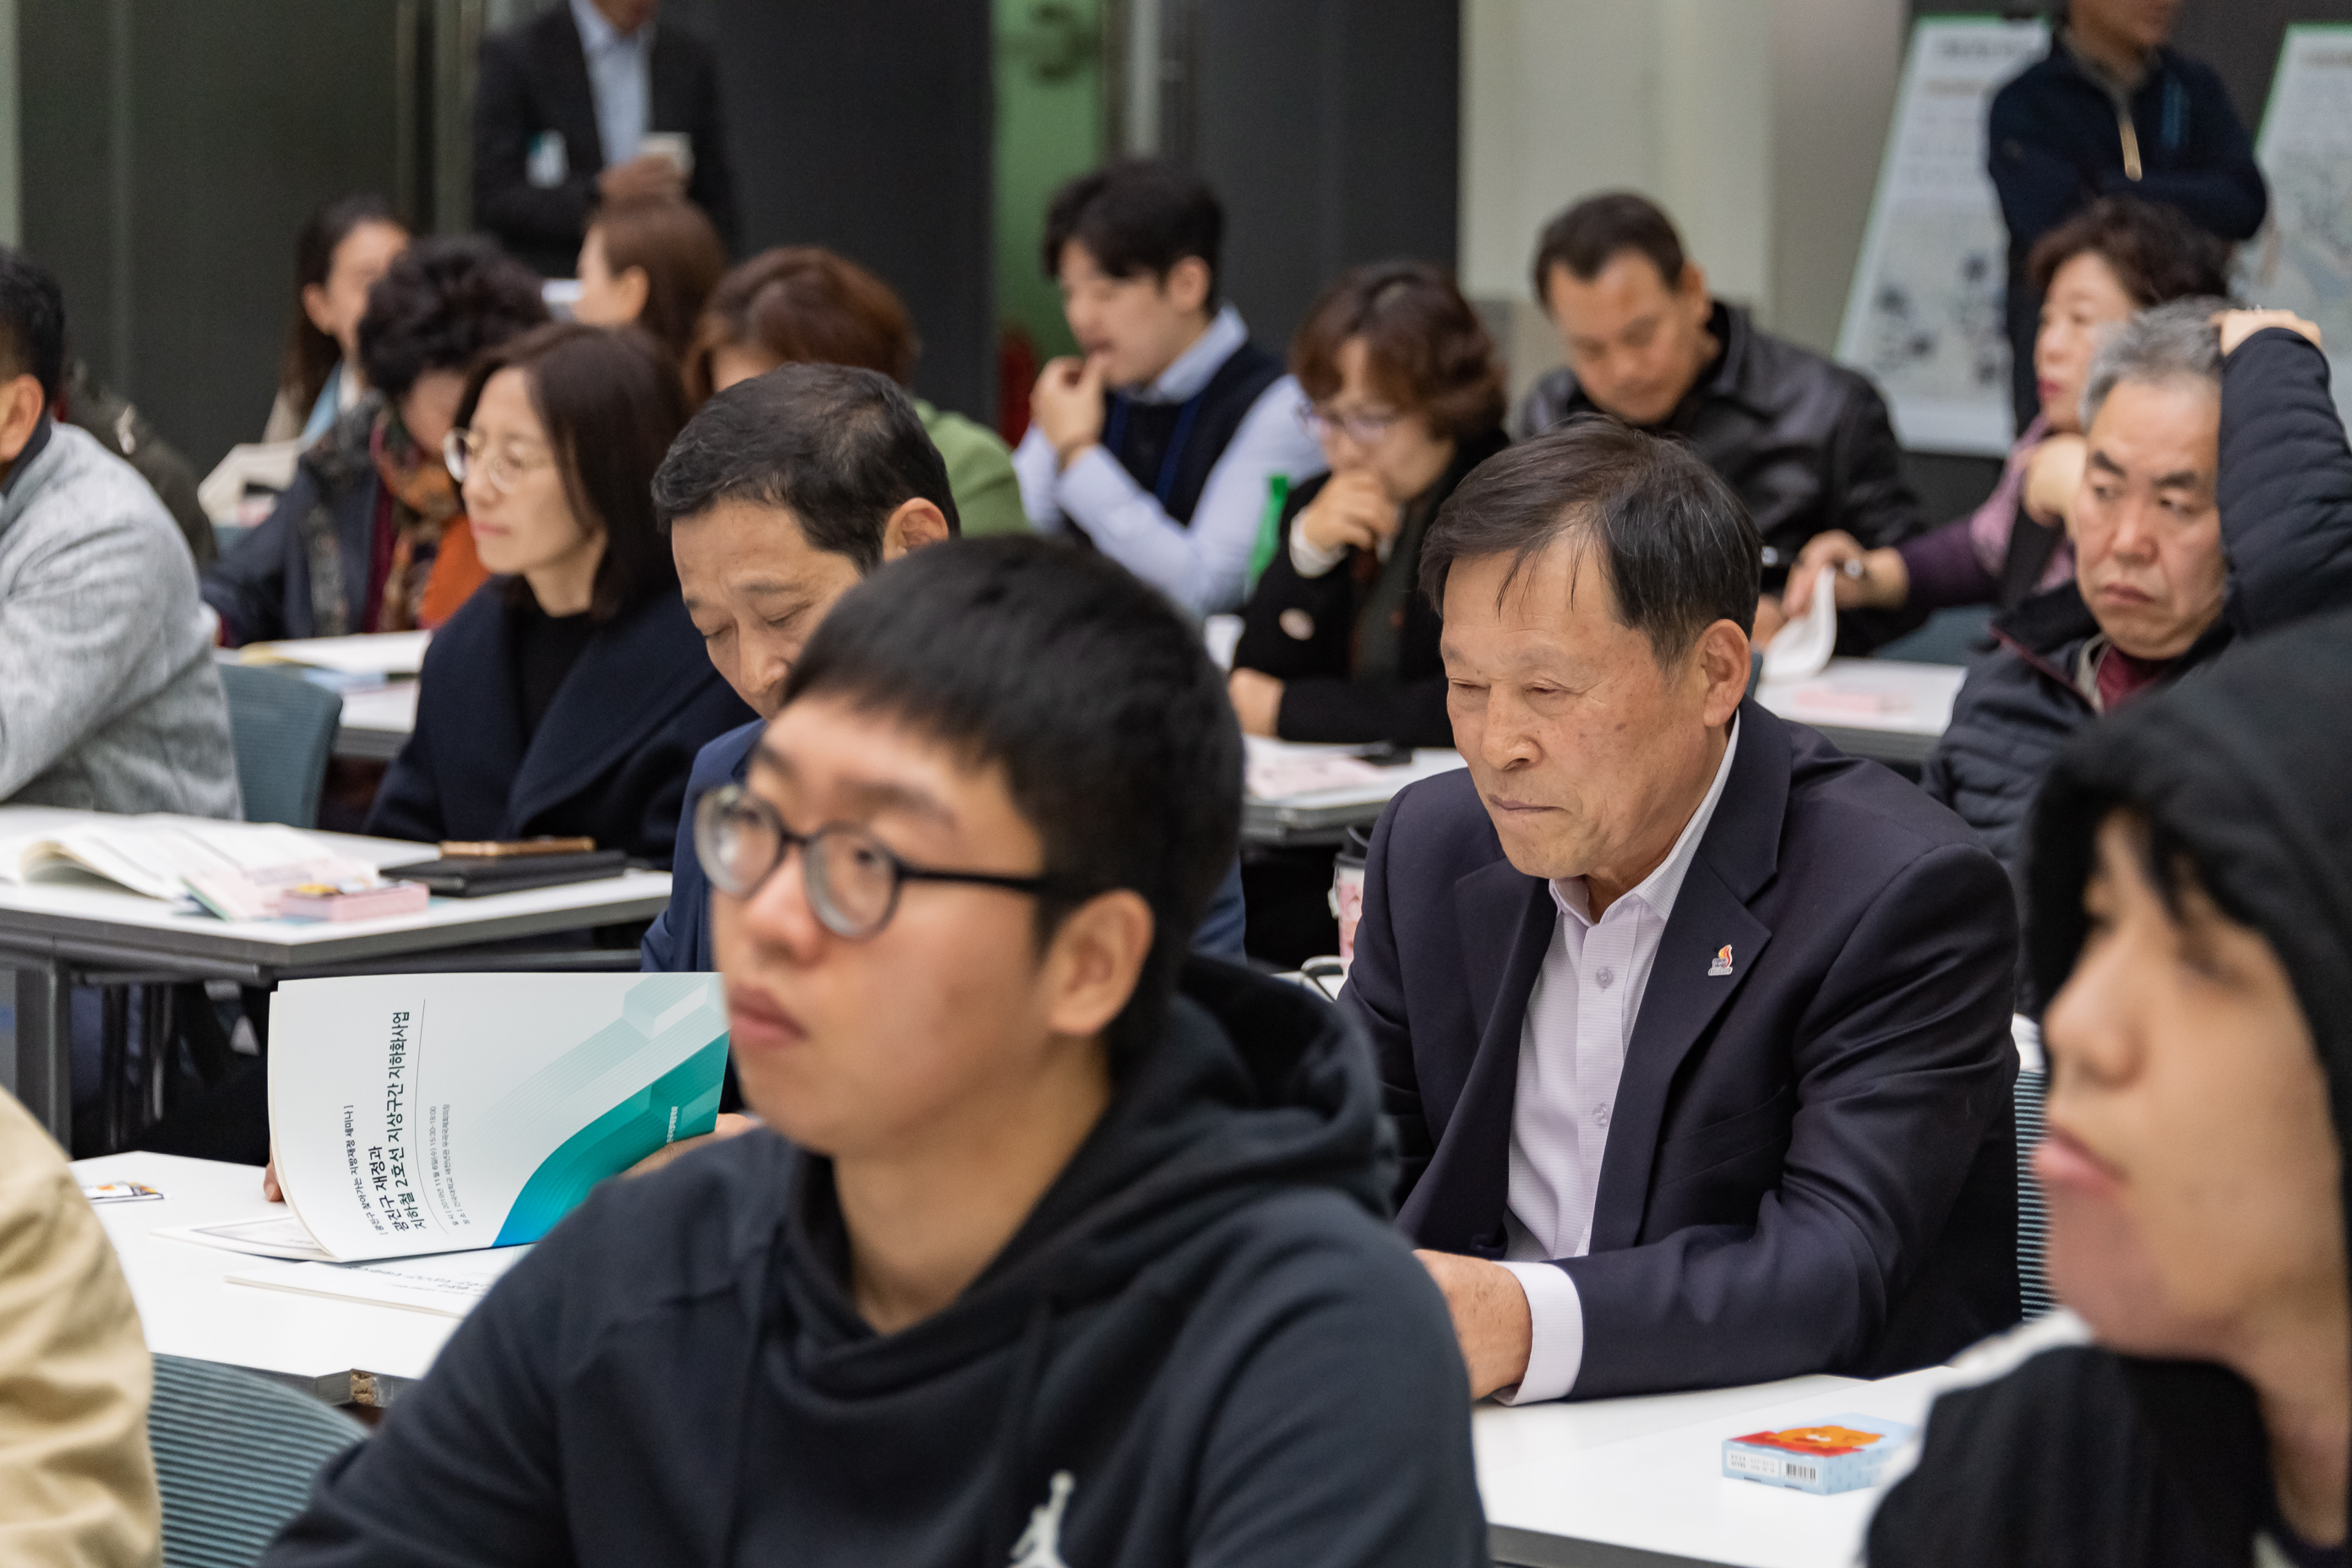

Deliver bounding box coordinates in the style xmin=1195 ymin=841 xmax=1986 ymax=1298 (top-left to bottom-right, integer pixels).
xmin=1559 ymin=841 xmax=2017 ymax=1399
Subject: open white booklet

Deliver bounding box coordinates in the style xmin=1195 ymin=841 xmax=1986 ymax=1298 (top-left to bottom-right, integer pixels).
xmin=0 ymin=816 xmax=384 ymax=911
xmin=159 ymin=972 xmax=729 ymax=1266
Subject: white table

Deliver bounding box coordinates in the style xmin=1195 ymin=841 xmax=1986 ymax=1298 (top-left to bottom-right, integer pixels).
xmin=72 ymin=1152 xmax=456 ymax=1406
xmin=1756 ymin=658 xmax=1964 ymax=766
xmin=0 ymin=808 xmax=671 ymax=1142
xmin=82 ymin=1150 xmax=1976 ymax=1556
xmin=333 ymin=683 xmax=420 ymax=762
xmin=1479 ymin=1366 xmax=1959 ymax=1566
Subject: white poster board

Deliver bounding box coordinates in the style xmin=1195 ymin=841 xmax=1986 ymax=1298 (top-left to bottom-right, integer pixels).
xmin=1837 ymin=16 xmax=2050 ymax=457
xmin=2238 ymin=24 xmax=2352 ymax=422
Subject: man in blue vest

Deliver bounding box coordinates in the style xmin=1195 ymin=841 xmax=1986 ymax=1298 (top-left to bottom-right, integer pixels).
xmin=1015 ymin=160 xmax=1325 ymax=616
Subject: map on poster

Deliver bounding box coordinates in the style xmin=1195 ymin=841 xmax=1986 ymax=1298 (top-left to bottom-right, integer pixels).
xmin=1837 ymin=16 xmax=2050 ymax=457
xmin=2238 ymin=25 xmax=2352 ymax=422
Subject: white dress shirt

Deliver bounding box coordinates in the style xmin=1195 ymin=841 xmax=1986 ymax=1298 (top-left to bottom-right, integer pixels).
xmin=1014 ymin=304 xmax=1326 ymax=616
xmin=569 ymin=0 xmax=651 ymax=167
xmin=1494 ymin=719 xmax=1741 ymax=1404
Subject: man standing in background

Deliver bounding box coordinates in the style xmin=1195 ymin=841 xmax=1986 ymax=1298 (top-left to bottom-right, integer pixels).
xmin=472 ymin=0 xmax=738 ymax=276
xmin=1988 ymin=0 xmax=2264 ymax=433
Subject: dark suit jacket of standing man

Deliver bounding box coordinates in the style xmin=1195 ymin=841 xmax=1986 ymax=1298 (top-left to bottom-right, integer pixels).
xmin=1343 ymin=700 xmax=2021 ymax=1400
xmin=472 ymin=4 xmax=739 ymax=277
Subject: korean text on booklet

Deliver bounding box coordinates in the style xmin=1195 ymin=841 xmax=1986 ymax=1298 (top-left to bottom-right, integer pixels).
xmin=263 ymin=972 xmax=728 ymax=1262
xmin=1722 ymin=1413 xmax=1914 ymax=1495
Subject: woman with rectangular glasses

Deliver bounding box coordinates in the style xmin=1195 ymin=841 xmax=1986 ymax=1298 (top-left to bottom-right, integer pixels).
xmin=364 ymin=321 xmax=753 ymax=864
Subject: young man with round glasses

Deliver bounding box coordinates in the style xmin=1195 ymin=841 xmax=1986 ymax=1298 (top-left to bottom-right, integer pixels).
xmin=263 ymin=537 xmax=1487 ymax=1568
xmin=638 ymin=362 xmax=1244 ymax=979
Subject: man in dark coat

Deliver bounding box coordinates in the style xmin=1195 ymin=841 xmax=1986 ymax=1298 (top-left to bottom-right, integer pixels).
xmin=1921 ymin=303 xmax=2352 ymax=912
xmin=1513 ymin=191 xmax=1926 ymax=653
xmin=472 ymin=0 xmax=738 ymax=277
xmin=1988 ymin=0 xmax=2265 ymax=432
xmin=1344 ymin=419 xmax=2018 ymax=1404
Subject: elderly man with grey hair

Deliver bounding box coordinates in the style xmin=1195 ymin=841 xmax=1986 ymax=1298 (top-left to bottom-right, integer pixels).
xmin=1923 ymin=302 xmax=2352 ymax=901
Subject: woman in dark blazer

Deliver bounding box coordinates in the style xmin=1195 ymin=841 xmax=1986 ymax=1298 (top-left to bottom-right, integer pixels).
xmin=367 ymin=322 xmax=752 ymax=863
xmin=1228 ymin=261 xmax=1507 ymax=750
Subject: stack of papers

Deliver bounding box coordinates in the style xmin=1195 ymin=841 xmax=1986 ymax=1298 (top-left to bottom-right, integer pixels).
xmin=241 ymin=629 xmax=430 ymax=691
xmin=1242 ymin=738 xmax=1467 ymax=838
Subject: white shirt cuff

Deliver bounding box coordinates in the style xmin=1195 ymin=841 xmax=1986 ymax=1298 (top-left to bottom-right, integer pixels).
xmin=1288 ymin=525 xmax=1349 ymax=580
xmin=1492 ymin=1260 xmax=1585 ymax=1404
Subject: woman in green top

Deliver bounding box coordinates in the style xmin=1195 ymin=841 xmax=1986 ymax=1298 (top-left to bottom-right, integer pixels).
xmin=683 ymin=248 xmax=1027 ymax=536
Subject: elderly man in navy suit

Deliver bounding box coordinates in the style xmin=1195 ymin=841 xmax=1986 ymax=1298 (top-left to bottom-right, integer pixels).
xmin=1343 ymin=417 xmax=2019 ymax=1402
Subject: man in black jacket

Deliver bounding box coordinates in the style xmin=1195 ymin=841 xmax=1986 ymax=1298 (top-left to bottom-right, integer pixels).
xmin=472 ymin=0 xmax=738 ymax=277
xmin=1345 ymin=420 xmax=2018 ymax=1404
xmin=264 ymin=538 xmax=1486 ymax=1568
xmin=1921 ymin=304 xmax=2352 ymax=908
xmin=1988 ymin=0 xmax=2265 ymax=433
xmin=1513 ymin=191 xmax=1926 ymax=652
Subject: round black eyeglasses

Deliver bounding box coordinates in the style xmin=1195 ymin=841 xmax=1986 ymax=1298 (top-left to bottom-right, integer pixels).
xmin=694 ymin=783 xmax=1079 ymax=940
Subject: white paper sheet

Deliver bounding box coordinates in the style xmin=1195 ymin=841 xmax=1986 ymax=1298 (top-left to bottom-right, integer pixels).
xmin=226 ymin=1247 xmax=531 ymax=1318
xmin=1762 ymin=577 xmax=1838 ymax=683
xmin=155 ymin=1213 xmax=335 ymax=1262
xmin=240 ymin=631 xmax=432 ymax=678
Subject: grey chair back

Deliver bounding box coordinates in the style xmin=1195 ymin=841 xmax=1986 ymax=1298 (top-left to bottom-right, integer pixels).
xmin=2015 ymin=1067 xmax=2053 ymax=1319
xmin=216 ymin=664 xmax=343 ymax=828
xmin=150 ymin=1353 xmax=363 ymax=1567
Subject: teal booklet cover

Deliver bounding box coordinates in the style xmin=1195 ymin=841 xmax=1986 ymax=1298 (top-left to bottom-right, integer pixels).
xmin=265 ymin=973 xmax=727 ymax=1261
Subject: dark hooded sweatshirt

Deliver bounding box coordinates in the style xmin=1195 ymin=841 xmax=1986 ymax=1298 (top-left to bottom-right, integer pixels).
xmin=1866 ymin=608 xmax=2352 ymax=1567
xmin=261 ymin=961 xmax=1489 ymax=1568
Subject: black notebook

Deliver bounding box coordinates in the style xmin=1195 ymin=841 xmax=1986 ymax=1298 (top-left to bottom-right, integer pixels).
xmin=396 ymin=849 xmax=629 ymax=897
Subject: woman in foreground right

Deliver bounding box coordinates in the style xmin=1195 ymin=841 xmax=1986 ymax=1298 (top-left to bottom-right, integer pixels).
xmin=1865 ymin=609 xmax=2352 ymax=1566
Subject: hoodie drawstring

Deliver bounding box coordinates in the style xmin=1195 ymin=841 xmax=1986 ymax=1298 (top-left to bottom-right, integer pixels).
xmin=982 ymin=1295 xmax=1059 ymax=1564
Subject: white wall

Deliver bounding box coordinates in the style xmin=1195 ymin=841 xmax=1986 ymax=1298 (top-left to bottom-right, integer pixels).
xmin=1461 ymin=0 xmax=1904 ymax=394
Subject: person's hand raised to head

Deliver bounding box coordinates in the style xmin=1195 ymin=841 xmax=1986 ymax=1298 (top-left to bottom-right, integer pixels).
xmin=1030 ymin=355 xmax=1107 ymax=468
xmin=2023 ymin=432 xmax=2088 ymax=531
xmin=1295 ymin=468 xmax=1402 ymax=558
xmin=596 ymin=153 xmax=687 ymax=205
xmin=1783 ymin=530 xmax=1908 ymax=620
xmin=2214 ymin=308 xmax=2322 ymax=358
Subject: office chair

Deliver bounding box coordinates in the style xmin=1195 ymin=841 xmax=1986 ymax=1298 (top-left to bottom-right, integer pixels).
xmin=216 ymin=663 xmax=344 ymax=830
xmin=149 ymin=1353 xmax=365 ymax=1567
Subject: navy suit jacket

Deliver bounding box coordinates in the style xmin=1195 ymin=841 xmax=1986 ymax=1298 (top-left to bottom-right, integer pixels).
xmin=640 ymin=721 xmax=1252 ymax=972
xmin=1343 ymin=701 xmax=2019 ymax=1398
xmin=368 ymin=585 xmax=753 ymax=865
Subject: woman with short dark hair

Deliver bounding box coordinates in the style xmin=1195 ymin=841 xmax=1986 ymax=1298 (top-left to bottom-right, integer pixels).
xmin=204 ymin=236 xmax=549 ymax=643
xmin=683 ymin=246 xmax=1027 ymax=535
xmin=1228 ymin=260 xmax=1506 ymax=748
xmin=364 ymin=323 xmax=753 ymax=863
